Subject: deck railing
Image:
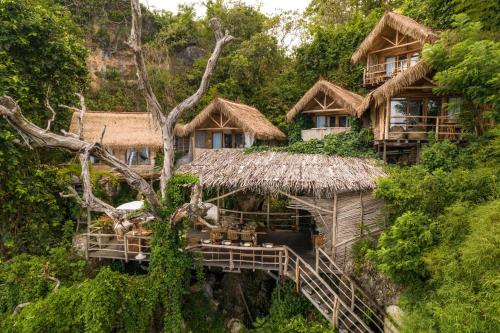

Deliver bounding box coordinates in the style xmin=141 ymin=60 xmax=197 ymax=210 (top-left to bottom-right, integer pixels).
xmin=388 ymin=115 xmax=462 ymax=140
xmin=363 ymin=59 xmax=416 ymax=86
xmin=190 ymin=243 xmax=377 ymax=333
xmin=219 ymin=208 xmax=310 ymax=231
xmin=86 ymin=228 xmax=152 ymax=262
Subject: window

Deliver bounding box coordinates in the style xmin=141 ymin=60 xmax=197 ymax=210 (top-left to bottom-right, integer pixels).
xmin=212 ymin=132 xmax=222 ymax=149
xmin=385 ymin=56 xmax=396 ymax=76
xmin=407 ymin=100 xmax=423 ymax=126
xmin=89 ymin=155 xmax=100 ymax=164
xmin=316 ymin=116 xmax=326 ymax=128
xmin=224 ymin=133 xmax=232 ymax=148
xmin=338 ymin=115 xmax=348 ymax=127
xmin=125 ymin=148 xmax=150 ymax=165
xmin=195 ymin=131 xmax=208 ymax=148
xmin=447 ymin=97 xmax=462 ymax=120
xmin=399 ymin=55 xmax=409 ymax=71
xmin=427 ymin=99 xmax=441 ymax=117
xmin=390 ymin=98 xmax=408 ymax=129
xmin=235 ymin=133 xmax=245 ymax=148
xmin=410 ymin=52 xmax=420 ymax=66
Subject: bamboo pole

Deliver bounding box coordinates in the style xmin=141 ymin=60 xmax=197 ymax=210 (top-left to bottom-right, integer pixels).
xmin=359 ymin=191 xmax=364 ymax=236
xmin=331 ymin=194 xmax=338 ymax=259
xmin=266 ymin=194 xmax=270 ymax=230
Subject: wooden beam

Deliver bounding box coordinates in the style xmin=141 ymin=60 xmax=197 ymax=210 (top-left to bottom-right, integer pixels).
xmin=277 ymin=190 xmax=334 ymax=214
xmin=359 ymin=191 xmax=364 ymax=236
xmin=313 ymin=96 xmax=324 ymax=108
xmin=205 ymin=187 xmax=246 ymax=203
xmin=196 ymin=127 xmax=240 ymax=130
xmin=266 ymin=194 xmax=270 ymax=230
xmin=370 ymin=40 xmax=420 ymax=54
xmin=302 ymin=108 xmax=346 ymax=114
xmin=381 ymin=35 xmax=395 ymax=46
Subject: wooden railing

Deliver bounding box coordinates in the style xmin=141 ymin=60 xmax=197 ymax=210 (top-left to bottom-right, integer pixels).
xmin=316 ymin=248 xmax=386 ymax=332
xmin=363 ymin=59 xmax=416 ymax=86
xmin=219 ymin=208 xmax=310 ymax=231
xmin=388 ymin=115 xmax=462 ymax=140
xmin=189 ymin=244 xmax=378 ymax=333
xmin=85 ymin=228 xmax=152 ymax=262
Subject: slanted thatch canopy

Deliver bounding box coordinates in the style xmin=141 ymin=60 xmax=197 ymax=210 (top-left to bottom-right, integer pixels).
xmin=177 ymin=149 xmax=386 ymax=197
xmin=69 ymin=111 xmax=182 ymax=148
xmin=351 ymin=11 xmax=438 ymax=64
xmin=178 ymin=97 xmax=286 ymax=140
xmin=286 ymin=80 xmax=364 ymax=121
xmin=357 ymin=60 xmax=432 ymax=116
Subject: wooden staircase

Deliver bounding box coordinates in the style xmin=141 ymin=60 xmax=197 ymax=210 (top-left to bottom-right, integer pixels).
xmin=188 ymin=244 xmax=386 ymax=333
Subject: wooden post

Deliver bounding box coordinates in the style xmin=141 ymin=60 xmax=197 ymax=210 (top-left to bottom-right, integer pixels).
xmin=359 ymin=191 xmax=364 ymax=236
xmin=350 ymin=281 xmax=356 ymax=311
xmin=86 ymin=207 xmax=91 ymax=226
xmin=383 ymin=140 xmax=387 ymax=162
xmin=332 ymin=297 xmax=339 ymax=328
xmin=315 ymin=248 xmax=319 ymax=273
xmin=384 ymin=99 xmax=390 ymax=140
xmin=284 ymin=247 xmax=289 ymax=276
xmin=278 ymin=250 xmax=283 ymax=276
xmin=294 ymin=208 xmax=299 ymax=231
xmin=216 ymin=188 xmax=220 ymax=224
xmin=266 ymin=194 xmax=270 ymax=230
xmin=124 ymin=234 xmax=128 ymax=263
xmin=331 ymin=194 xmax=338 ymax=259
xmin=435 ymin=116 xmax=440 ymax=139
xmin=295 ymin=259 xmax=300 ymax=292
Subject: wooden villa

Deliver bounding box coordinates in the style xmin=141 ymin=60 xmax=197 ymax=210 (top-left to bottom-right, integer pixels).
xmin=178 ymin=149 xmax=386 ymax=267
xmin=351 ymin=11 xmax=463 ymax=160
xmin=176 ymin=97 xmax=286 ymax=160
xmin=286 ymin=79 xmax=364 ymax=141
xmin=69 ymin=111 xmax=163 ymax=175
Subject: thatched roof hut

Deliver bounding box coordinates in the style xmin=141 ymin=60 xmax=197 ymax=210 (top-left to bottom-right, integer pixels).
xmin=351 ymin=11 xmax=438 ymax=64
xmin=357 ymin=60 xmax=432 ymax=116
xmin=69 ymin=111 xmax=165 ymax=148
xmin=178 ymin=97 xmax=286 ymax=141
xmin=177 ymin=149 xmax=386 ymax=197
xmin=286 ymin=80 xmax=364 ymax=121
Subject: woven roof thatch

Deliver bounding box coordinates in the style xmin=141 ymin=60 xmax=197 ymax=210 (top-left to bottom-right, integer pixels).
xmin=179 ymin=97 xmax=286 ymax=140
xmin=177 ymin=149 xmax=386 ymax=197
xmin=69 ymin=111 xmax=174 ymax=148
xmin=351 ymin=11 xmax=438 ymax=64
xmin=286 ymin=80 xmax=364 ymax=121
xmin=357 ymin=60 xmax=432 ymax=116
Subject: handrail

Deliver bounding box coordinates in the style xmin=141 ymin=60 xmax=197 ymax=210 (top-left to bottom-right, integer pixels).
xmin=190 ymin=244 xmax=374 ymax=332
xmin=317 ymin=248 xmax=385 ymax=332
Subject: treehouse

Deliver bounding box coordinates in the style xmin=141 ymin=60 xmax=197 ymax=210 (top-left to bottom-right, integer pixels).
xmin=176 ymin=97 xmax=286 ymax=160
xmin=178 ymin=149 xmax=386 ymax=267
xmin=69 ymin=111 xmax=164 ymax=175
xmin=286 ymin=79 xmax=364 ymax=141
xmin=352 ymin=12 xmax=463 ymax=161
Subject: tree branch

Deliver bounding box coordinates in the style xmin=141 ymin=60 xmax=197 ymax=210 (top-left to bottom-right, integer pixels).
xmin=44 ymin=98 xmax=56 ymax=131
xmin=0 ymin=96 xmax=161 ymax=213
xmin=128 ymin=0 xmax=165 ymax=126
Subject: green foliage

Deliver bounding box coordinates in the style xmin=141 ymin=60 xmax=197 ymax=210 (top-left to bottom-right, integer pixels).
xmin=400 ymin=200 xmax=500 ymax=333
xmin=182 ymin=291 xmax=225 ymax=333
xmin=419 ymin=140 xmax=465 ymax=172
xmin=253 ymin=282 xmax=333 ymax=332
xmin=422 ymin=14 xmax=500 ymax=132
xmin=247 ymin=128 xmax=377 ymax=158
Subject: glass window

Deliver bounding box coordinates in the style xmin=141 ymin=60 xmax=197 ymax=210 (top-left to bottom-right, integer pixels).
xmin=212 ymin=132 xmax=222 ymax=149
xmin=138 ymin=148 xmax=150 ymax=164
xmin=390 ymin=98 xmax=408 ymax=128
xmin=125 ymin=149 xmax=137 ymax=165
xmin=195 ymin=131 xmax=207 ymax=148
xmin=447 ymin=97 xmax=462 ymax=120
xmin=408 ymin=100 xmax=424 ymax=126
xmin=338 ymin=116 xmax=348 ymax=127
xmin=427 ymin=99 xmax=441 ymax=117
xmin=235 ymin=133 xmax=245 ymax=148
xmin=316 ymin=116 xmax=326 ymax=128
xmin=410 ymin=52 xmax=420 ymax=66
xmin=224 ymin=133 xmax=232 ymax=148
xmin=399 ymin=55 xmax=409 ymax=71
xmin=385 ymin=56 xmax=396 ymax=76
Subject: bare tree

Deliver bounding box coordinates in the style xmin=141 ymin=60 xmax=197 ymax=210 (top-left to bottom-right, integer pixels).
xmin=0 ymin=0 xmax=233 ymax=222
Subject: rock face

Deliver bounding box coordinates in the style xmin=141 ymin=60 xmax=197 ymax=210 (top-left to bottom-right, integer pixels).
xmin=384 ymin=305 xmax=404 ymax=333
xmin=227 ymin=318 xmax=246 ymax=333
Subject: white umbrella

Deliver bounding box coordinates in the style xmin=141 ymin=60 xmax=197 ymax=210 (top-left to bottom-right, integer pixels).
xmin=116 ymin=200 xmax=144 ymax=211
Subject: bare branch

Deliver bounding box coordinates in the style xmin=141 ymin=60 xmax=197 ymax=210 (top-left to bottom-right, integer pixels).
xmin=59 ymin=93 xmax=86 ymax=140
xmin=13 ymin=303 xmax=31 ymax=315
xmin=44 ymin=98 xmax=56 ymax=131
xmin=46 ymin=276 xmax=60 ymax=292
xmin=128 ymin=0 xmax=164 ymax=126
xmin=0 ymin=96 xmax=161 ymax=213
xmin=99 ymin=125 xmax=107 ymax=146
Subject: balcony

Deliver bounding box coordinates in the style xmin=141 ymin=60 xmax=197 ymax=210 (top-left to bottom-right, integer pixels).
xmin=387 ymin=115 xmax=462 ymax=140
xmin=301 ymin=127 xmax=350 ymax=141
xmin=363 ymin=58 xmax=418 ymax=86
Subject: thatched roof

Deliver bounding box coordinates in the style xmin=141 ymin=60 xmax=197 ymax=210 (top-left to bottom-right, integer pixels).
xmin=179 ymin=97 xmax=286 ymax=140
xmin=351 ymin=11 xmax=438 ymax=64
xmin=69 ymin=111 xmax=170 ymax=148
xmin=357 ymin=60 xmax=432 ymax=116
xmin=177 ymin=149 xmax=386 ymax=197
xmin=286 ymin=80 xmax=364 ymax=121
